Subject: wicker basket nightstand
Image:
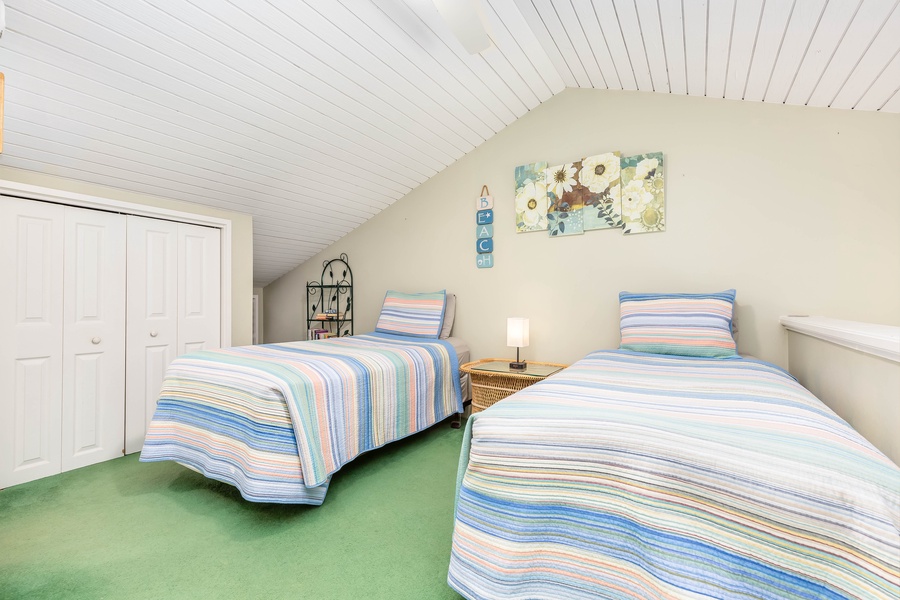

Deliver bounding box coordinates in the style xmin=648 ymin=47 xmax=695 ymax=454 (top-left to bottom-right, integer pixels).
xmin=460 ymin=359 xmax=568 ymax=413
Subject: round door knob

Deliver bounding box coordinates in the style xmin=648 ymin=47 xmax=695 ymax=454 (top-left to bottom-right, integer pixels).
xmin=91 ymin=337 xmax=101 ymax=345
xmin=150 ymin=331 xmax=158 ymax=338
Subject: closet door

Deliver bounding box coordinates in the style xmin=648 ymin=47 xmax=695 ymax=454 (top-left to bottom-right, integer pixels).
xmin=0 ymin=198 xmax=64 ymax=487
xmin=124 ymin=216 xmax=178 ymax=454
xmin=177 ymin=223 xmax=221 ymax=354
xmin=60 ymin=207 xmax=126 ymax=472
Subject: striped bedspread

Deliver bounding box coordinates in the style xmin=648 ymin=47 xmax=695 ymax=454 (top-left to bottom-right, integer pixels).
xmin=140 ymin=333 xmax=462 ymax=504
xmin=448 ymin=351 xmax=900 ymax=599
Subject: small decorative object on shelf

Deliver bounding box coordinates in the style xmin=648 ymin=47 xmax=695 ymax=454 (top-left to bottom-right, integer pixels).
xmin=460 ymin=359 xmax=567 ymax=413
xmin=306 ymin=253 xmax=353 ymax=339
xmin=507 ymin=317 xmax=529 ymax=370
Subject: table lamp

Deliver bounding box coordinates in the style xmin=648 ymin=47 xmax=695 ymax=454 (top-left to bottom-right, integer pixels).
xmin=507 ymin=317 xmax=529 ymax=370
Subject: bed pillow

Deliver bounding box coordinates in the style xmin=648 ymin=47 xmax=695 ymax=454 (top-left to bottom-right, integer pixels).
xmin=440 ymin=293 xmax=456 ymax=339
xmin=619 ymin=290 xmax=738 ymax=358
xmin=375 ymin=290 xmax=446 ymax=338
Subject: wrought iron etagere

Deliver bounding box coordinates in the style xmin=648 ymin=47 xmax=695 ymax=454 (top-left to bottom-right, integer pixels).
xmin=306 ymin=254 xmax=353 ymax=339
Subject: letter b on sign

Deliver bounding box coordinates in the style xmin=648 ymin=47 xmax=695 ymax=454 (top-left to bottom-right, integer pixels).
xmin=477 ymin=196 xmax=494 ymax=210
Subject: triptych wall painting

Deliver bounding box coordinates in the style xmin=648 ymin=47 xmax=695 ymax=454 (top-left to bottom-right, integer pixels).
xmin=515 ymin=152 xmax=664 ymax=237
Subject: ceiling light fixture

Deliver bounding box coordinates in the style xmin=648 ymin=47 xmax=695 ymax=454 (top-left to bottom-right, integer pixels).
xmin=432 ymin=0 xmax=492 ymax=55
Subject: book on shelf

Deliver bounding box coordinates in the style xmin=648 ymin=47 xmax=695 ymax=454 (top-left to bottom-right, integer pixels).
xmin=313 ymin=312 xmax=345 ymax=320
xmin=308 ymin=328 xmax=330 ymax=340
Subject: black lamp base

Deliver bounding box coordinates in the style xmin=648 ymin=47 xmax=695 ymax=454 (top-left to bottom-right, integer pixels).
xmin=509 ymin=361 xmax=526 ymax=371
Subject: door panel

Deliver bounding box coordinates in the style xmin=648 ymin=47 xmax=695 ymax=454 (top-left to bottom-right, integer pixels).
xmin=61 ymin=207 xmax=126 ymax=472
xmin=177 ymin=223 xmax=221 ymax=356
xmin=125 ymin=216 xmax=178 ymax=453
xmin=0 ymin=198 xmax=64 ymax=487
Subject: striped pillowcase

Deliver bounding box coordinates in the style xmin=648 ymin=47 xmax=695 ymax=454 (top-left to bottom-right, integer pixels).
xmin=619 ymin=290 xmax=738 ymax=358
xmin=375 ymin=290 xmax=446 ymax=338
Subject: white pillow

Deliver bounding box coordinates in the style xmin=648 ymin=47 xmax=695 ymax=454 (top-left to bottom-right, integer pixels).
xmin=440 ymin=293 xmax=456 ymax=339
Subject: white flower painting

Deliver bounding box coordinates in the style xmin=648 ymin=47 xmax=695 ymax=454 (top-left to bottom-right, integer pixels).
xmin=581 ymin=152 xmax=623 ymax=231
xmin=514 ymin=161 xmax=549 ymax=233
xmin=620 ymin=152 xmax=665 ymax=234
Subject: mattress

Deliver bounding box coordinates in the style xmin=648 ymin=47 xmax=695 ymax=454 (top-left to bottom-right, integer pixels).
xmin=446 ymin=336 xmax=471 ymax=401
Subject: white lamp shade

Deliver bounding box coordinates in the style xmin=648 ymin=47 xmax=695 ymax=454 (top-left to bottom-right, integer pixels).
xmin=507 ymin=317 xmax=530 ymax=348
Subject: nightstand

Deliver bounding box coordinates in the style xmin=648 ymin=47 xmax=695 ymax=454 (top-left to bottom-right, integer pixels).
xmin=460 ymin=358 xmax=567 ymax=413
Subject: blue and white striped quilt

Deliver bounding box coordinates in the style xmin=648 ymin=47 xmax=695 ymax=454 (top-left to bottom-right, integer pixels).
xmin=140 ymin=333 xmax=462 ymax=504
xmin=449 ymin=350 xmax=900 ymax=599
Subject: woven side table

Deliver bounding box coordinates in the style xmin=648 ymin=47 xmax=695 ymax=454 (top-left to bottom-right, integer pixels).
xmin=460 ymin=358 xmax=568 ymax=413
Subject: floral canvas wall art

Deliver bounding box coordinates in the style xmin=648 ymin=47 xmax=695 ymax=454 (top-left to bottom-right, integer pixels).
xmin=545 ymin=161 xmax=584 ymax=237
xmin=581 ymin=152 xmax=623 ymax=230
xmin=514 ymin=161 xmax=548 ymax=233
xmin=620 ymin=152 xmax=665 ymax=234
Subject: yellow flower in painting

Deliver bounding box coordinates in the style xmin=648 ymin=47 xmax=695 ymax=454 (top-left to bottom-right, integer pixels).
xmin=639 ymin=200 xmax=665 ymax=231
xmin=647 ymin=172 xmax=664 ymax=195
xmin=621 ymin=179 xmax=653 ymax=220
xmin=515 ymin=180 xmax=548 ymax=229
xmin=635 ymin=157 xmax=659 ymax=180
xmin=545 ymin=164 xmax=577 ymax=199
xmin=580 ymin=154 xmax=619 ymax=194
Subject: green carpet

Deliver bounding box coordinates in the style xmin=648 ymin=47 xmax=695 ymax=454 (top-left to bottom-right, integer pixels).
xmin=0 ymin=423 xmax=467 ymax=600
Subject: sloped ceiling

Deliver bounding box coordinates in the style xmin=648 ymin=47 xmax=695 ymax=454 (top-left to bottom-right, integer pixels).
xmin=1 ymin=0 xmax=898 ymax=286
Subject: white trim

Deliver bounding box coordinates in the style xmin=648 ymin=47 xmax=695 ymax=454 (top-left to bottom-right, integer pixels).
xmin=780 ymin=316 xmax=900 ymax=364
xmin=0 ymin=178 xmax=233 ymax=346
xmin=251 ymin=294 xmax=259 ymax=345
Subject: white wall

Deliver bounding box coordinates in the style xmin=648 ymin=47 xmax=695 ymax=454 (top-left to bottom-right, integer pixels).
xmin=786 ymin=332 xmax=899 ymax=465
xmin=264 ymin=89 xmax=900 ymax=368
xmin=0 ymin=166 xmax=255 ymax=346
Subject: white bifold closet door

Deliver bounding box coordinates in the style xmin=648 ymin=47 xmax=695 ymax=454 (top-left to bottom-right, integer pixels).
xmin=1 ymin=199 xmax=126 ymax=487
xmin=61 ymin=206 xmax=126 ymax=471
xmin=124 ymin=217 xmax=220 ymax=453
xmin=0 ymin=199 xmax=65 ymax=486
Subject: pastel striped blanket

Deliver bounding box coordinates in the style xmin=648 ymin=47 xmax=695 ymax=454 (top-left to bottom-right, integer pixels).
xmin=140 ymin=333 xmax=462 ymax=504
xmin=449 ymin=350 xmax=900 ymax=599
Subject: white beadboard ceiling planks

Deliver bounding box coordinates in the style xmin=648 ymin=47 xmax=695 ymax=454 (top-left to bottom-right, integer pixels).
xmin=764 ymin=0 xmax=829 ymax=103
xmin=611 ymin=0 xmax=654 ymax=91
xmin=855 ymin=47 xmax=900 ymax=109
xmin=633 ymin=0 xmax=669 ymax=93
xmin=808 ymin=0 xmax=900 ymax=107
xmin=831 ymin=3 xmax=900 ymax=109
xmin=743 ymin=0 xmax=797 ymax=102
xmin=590 ymin=0 xmax=640 ymax=90
xmin=0 ymin=1 xmax=898 ymax=287
xmin=706 ymin=0 xmax=737 ymax=98
xmin=657 ymin=0 xmax=687 ymax=95
xmin=784 ymin=0 xmax=863 ymax=106
xmin=724 ymin=0 xmax=765 ymax=100
xmin=683 ymin=0 xmax=710 ymax=96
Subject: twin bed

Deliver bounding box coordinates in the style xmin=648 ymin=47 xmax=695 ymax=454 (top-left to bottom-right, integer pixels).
xmin=141 ymin=289 xmax=899 ymax=598
xmin=141 ymin=290 xmax=466 ymax=504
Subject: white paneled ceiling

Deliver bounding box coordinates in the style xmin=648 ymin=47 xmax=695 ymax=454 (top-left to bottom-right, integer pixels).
xmin=1 ymin=0 xmax=898 ymax=286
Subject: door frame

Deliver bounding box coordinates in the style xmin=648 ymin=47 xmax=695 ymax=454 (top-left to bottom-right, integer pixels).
xmin=0 ymin=179 xmax=233 ymax=346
